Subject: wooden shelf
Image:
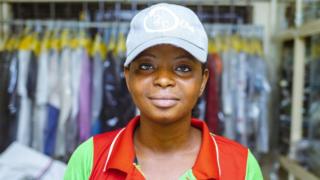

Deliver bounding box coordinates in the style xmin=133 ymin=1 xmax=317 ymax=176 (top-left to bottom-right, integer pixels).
xmin=273 ymin=28 xmax=297 ymax=42
xmin=299 ymin=19 xmax=320 ymax=37
xmin=273 ymin=19 xmax=320 ymax=41
xmin=279 ymin=156 xmax=320 ymax=180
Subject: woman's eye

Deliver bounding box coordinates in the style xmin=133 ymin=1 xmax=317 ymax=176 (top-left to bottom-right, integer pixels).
xmin=139 ymin=63 xmax=154 ymax=70
xmin=175 ymin=65 xmax=192 ymax=72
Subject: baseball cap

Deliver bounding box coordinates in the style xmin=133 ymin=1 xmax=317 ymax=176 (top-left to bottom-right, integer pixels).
xmin=124 ymin=3 xmax=208 ymax=67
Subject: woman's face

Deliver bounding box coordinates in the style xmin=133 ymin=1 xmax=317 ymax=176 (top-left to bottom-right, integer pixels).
xmin=124 ymin=44 xmax=208 ymax=124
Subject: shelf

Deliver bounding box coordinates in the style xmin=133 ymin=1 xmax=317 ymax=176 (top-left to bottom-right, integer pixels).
xmin=273 ymin=19 xmax=320 ymax=41
xmin=299 ymin=19 xmax=320 ymax=37
xmin=273 ymin=28 xmax=297 ymax=42
xmin=279 ymin=156 xmax=320 ymax=180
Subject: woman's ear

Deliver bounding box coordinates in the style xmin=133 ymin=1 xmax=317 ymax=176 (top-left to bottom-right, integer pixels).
xmin=199 ymin=68 xmax=209 ymax=97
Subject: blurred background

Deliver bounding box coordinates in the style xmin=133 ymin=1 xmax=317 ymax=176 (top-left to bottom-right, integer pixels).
xmin=0 ymin=0 xmax=319 ymax=179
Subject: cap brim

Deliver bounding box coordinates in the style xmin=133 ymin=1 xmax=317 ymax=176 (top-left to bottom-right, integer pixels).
xmin=124 ymin=37 xmax=207 ymax=67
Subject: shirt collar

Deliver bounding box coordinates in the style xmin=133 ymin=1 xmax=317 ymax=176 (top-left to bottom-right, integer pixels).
xmin=104 ymin=116 xmax=219 ymax=179
xmin=105 ymin=116 xmax=139 ymax=173
xmin=191 ymin=118 xmax=219 ymax=179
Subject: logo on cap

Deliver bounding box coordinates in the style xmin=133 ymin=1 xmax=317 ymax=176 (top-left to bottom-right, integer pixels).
xmin=143 ymin=6 xmax=195 ymax=33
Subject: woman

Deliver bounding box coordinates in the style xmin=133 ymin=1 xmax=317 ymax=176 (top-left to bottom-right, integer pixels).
xmin=65 ymin=3 xmax=263 ymax=180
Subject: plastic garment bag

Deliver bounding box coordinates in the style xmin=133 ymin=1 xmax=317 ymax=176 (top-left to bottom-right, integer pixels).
xmin=16 ymin=50 xmax=32 ymax=146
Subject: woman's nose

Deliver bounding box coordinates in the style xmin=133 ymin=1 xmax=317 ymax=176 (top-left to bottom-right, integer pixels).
xmin=153 ymin=69 xmax=176 ymax=88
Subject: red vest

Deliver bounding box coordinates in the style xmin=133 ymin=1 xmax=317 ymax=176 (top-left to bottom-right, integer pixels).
xmin=89 ymin=116 xmax=248 ymax=180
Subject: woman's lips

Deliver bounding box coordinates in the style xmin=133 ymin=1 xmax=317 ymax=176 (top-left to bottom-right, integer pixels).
xmin=148 ymin=97 xmax=179 ymax=108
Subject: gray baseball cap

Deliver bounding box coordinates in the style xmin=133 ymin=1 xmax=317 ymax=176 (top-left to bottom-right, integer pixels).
xmin=124 ymin=3 xmax=208 ymax=67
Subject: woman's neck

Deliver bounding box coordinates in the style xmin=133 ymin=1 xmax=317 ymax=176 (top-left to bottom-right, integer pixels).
xmin=134 ymin=115 xmax=197 ymax=154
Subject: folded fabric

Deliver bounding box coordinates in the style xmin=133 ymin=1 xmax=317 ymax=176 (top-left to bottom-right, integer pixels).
xmin=0 ymin=142 xmax=66 ymax=180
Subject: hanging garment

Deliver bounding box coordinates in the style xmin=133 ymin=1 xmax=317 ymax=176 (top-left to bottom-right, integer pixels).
xmin=44 ymin=49 xmax=61 ymax=156
xmin=235 ymin=52 xmax=248 ymax=146
xmin=101 ymin=52 xmax=122 ymax=131
xmin=26 ymin=52 xmax=38 ymax=103
xmin=8 ymin=51 xmax=19 ymax=145
xmin=16 ymin=50 xmax=32 ymax=146
xmin=191 ymin=95 xmax=205 ymax=120
xmin=47 ymin=49 xmax=61 ymax=110
xmin=221 ymin=50 xmax=236 ymax=140
xmin=205 ymin=53 xmax=220 ymax=133
xmin=246 ymin=55 xmax=270 ymax=153
xmin=91 ymin=53 xmax=104 ymax=135
xmin=101 ymin=52 xmax=135 ymax=132
xmin=66 ymin=47 xmax=83 ymax=155
xmin=55 ymin=47 xmax=73 ymax=157
xmin=32 ymin=49 xmax=49 ymax=152
xmin=78 ymin=48 xmax=92 ymax=143
xmin=44 ymin=104 xmax=60 ymax=156
xmin=27 ymin=51 xmax=39 ymax=149
xmin=0 ymin=51 xmax=12 ymax=152
xmin=115 ymin=57 xmax=136 ymax=124
xmin=192 ymin=95 xmax=206 ymax=120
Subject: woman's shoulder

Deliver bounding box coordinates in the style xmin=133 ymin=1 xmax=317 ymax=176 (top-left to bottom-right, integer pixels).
xmin=64 ymin=128 xmax=125 ymax=180
xmin=211 ymin=133 xmax=248 ymax=156
xmin=89 ymin=128 xmax=126 ymax=161
xmin=64 ymin=137 xmax=94 ymax=180
xmin=210 ymin=135 xmax=263 ymax=180
xmin=92 ymin=128 xmax=124 ymax=147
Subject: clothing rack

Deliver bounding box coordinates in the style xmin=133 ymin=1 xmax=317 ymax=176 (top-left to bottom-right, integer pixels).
xmin=204 ymin=23 xmax=263 ymax=38
xmin=0 ymin=20 xmax=130 ymax=29
xmin=0 ymin=0 xmax=256 ymax=6
xmin=0 ymin=19 xmax=263 ymax=37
